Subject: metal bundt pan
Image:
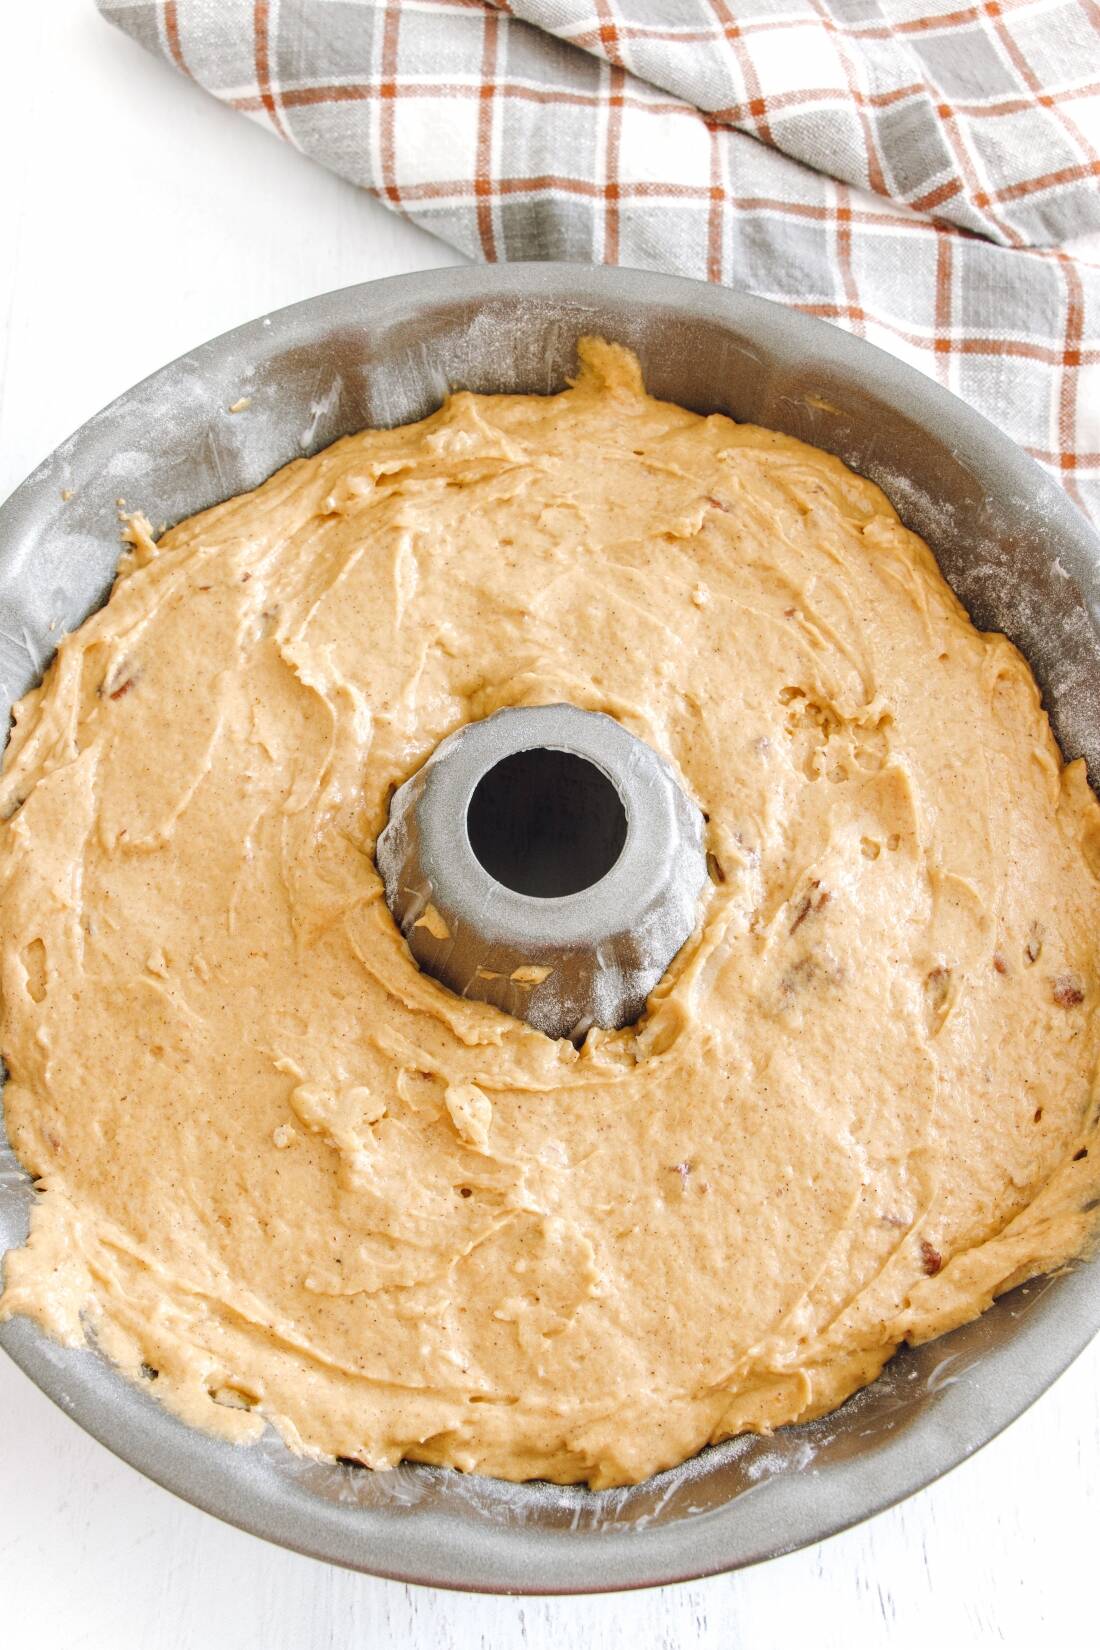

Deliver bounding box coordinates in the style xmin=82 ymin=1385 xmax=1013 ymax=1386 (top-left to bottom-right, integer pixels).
xmin=1 ymin=265 xmax=1098 ymax=1593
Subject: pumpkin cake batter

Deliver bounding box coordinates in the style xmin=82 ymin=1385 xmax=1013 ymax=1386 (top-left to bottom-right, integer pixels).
xmin=2 ymin=339 xmax=1099 ymax=1489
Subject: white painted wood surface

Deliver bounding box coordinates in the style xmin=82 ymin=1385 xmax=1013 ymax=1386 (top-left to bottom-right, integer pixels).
xmin=1 ymin=6 xmax=1097 ymax=1645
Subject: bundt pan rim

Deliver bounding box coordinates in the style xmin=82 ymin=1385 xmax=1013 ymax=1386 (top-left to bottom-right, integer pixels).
xmin=1 ymin=262 xmax=1098 ymax=1593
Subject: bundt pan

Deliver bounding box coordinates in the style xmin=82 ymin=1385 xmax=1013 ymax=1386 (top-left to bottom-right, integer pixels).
xmin=1 ymin=265 xmax=1098 ymax=1593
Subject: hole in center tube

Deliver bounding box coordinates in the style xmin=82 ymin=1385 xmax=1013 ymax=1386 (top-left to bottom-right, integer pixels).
xmin=466 ymin=748 xmax=628 ymax=899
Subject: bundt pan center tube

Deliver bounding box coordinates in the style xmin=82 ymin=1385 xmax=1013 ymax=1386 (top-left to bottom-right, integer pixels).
xmin=1 ymin=265 xmax=1099 ymax=1593
xmin=377 ymin=703 xmax=708 ymax=1041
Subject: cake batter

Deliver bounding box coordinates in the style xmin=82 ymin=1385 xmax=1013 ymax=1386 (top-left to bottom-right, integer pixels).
xmin=1 ymin=340 xmax=1098 ymax=1487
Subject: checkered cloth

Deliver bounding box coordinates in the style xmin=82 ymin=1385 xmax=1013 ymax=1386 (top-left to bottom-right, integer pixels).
xmin=99 ymin=0 xmax=1100 ymax=521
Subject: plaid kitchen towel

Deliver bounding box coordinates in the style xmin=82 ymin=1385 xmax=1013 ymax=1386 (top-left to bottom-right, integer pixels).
xmin=98 ymin=0 xmax=1100 ymax=521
